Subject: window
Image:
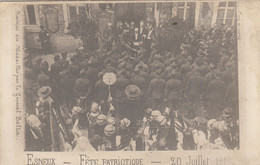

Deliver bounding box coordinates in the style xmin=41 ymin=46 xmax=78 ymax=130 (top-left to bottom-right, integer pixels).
xmin=216 ymin=2 xmax=236 ymax=26
xmin=67 ymin=4 xmax=86 ymax=23
xmin=25 ymin=5 xmax=38 ymax=25
xmin=177 ymin=2 xmax=191 ymax=21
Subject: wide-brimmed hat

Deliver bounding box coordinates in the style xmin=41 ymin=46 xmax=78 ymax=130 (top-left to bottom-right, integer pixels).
xmin=104 ymin=124 xmax=116 ymax=136
xmin=125 ymin=85 xmax=140 ymax=100
xmin=106 ymin=116 xmax=116 ymax=125
xmin=89 ymin=111 xmax=101 ymax=118
xmin=72 ymin=106 xmax=82 ymax=116
xmin=96 ymin=114 xmax=107 ymax=125
xmin=37 ymin=86 xmax=51 ymax=98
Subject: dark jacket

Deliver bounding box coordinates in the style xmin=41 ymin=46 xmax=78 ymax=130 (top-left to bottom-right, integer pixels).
xmin=165 ymin=78 xmax=183 ymax=101
xmin=148 ymin=77 xmax=166 ymax=100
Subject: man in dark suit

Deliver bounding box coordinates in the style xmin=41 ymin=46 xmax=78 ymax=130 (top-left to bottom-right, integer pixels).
xmin=129 ymin=28 xmax=142 ymax=51
xmin=103 ymin=23 xmax=115 ymax=51
xmin=39 ymin=26 xmax=50 ymax=54
xmin=143 ymin=21 xmax=155 ymax=52
xmin=139 ymin=20 xmax=147 ymax=39
xmin=185 ymin=69 xmax=205 ymax=118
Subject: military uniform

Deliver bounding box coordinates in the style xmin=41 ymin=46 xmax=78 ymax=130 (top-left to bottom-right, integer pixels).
xmin=95 ymin=79 xmax=109 ymax=104
xmin=148 ymin=76 xmax=166 ymax=110
xmin=165 ymin=78 xmax=183 ymax=109
xmin=130 ymin=74 xmax=146 ymax=96
xmin=206 ymin=77 xmax=226 ymax=118
xmin=50 ymin=61 xmax=63 ymax=82
xmin=73 ymin=77 xmax=92 ymax=99
xmin=37 ymin=73 xmax=50 ymax=87
xmin=111 ymin=76 xmax=130 ymax=99
xmin=185 ymin=71 xmax=204 ymax=117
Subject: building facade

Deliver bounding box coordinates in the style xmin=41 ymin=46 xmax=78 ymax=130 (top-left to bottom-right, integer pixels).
xmin=24 ymin=2 xmax=237 ymax=51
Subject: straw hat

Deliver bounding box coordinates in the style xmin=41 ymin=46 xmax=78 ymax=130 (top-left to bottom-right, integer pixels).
xmin=37 ymin=86 xmax=51 ymax=98
xmin=106 ymin=116 xmax=116 ymax=125
xmin=125 ymin=85 xmax=140 ymax=100
xmin=89 ymin=111 xmax=101 ymax=119
xmin=72 ymin=106 xmax=82 ymax=116
xmin=96 ymin=114 xmax=107 ymax=125
xmin=104 ymin=124 xmax=116 ymax=136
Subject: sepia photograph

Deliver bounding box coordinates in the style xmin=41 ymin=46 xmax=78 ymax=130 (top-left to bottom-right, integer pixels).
xmin=23 ymin=1 xmax=239 ymax=152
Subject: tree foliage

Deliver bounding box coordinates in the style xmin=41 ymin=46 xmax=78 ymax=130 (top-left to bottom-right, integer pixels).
xmin=156 ymin=16 xmax=191 ymax=51
xmin=67 ymin=11 xmax=98 ymax=51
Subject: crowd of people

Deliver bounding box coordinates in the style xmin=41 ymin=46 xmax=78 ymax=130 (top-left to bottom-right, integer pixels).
xmin=24 ymin=19 xmax=239 ymax=152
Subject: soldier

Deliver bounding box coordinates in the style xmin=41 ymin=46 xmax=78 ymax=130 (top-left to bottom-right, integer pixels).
xmin=130 ymin=70 xmax=147 ymax=97
xmin=37 ymin=71 xmax=50 ymax=88
xmin=86 ymin=57 xmax=99 ymax=85
xmin=94 ymin=74 xmax=109 ymax=107
xmin=73 ymin=69 xmax=92 ymax=110
xmin=164 ymin=70 xmax=183 ymax=110
xmin=50 ymin=55 xmax=62 ymax=83
xmin=68 ymin=56 xmax=81 ymax=77
xmin=111 ymin=70 xmax=130 ymax=100
xmin=224 ymin=77 xmax=238 ymax=116
xmin=206 ymin=74 xmax=226 ymax=119
xmin=185 ymin=69 xmax=204 ymax=118
xmin=148 ymin=71 xmax=166 ymax=110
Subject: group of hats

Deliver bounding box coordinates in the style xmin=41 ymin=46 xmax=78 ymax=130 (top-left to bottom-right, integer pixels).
xmin=104 ymin=118 xmax=131 ymax=136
